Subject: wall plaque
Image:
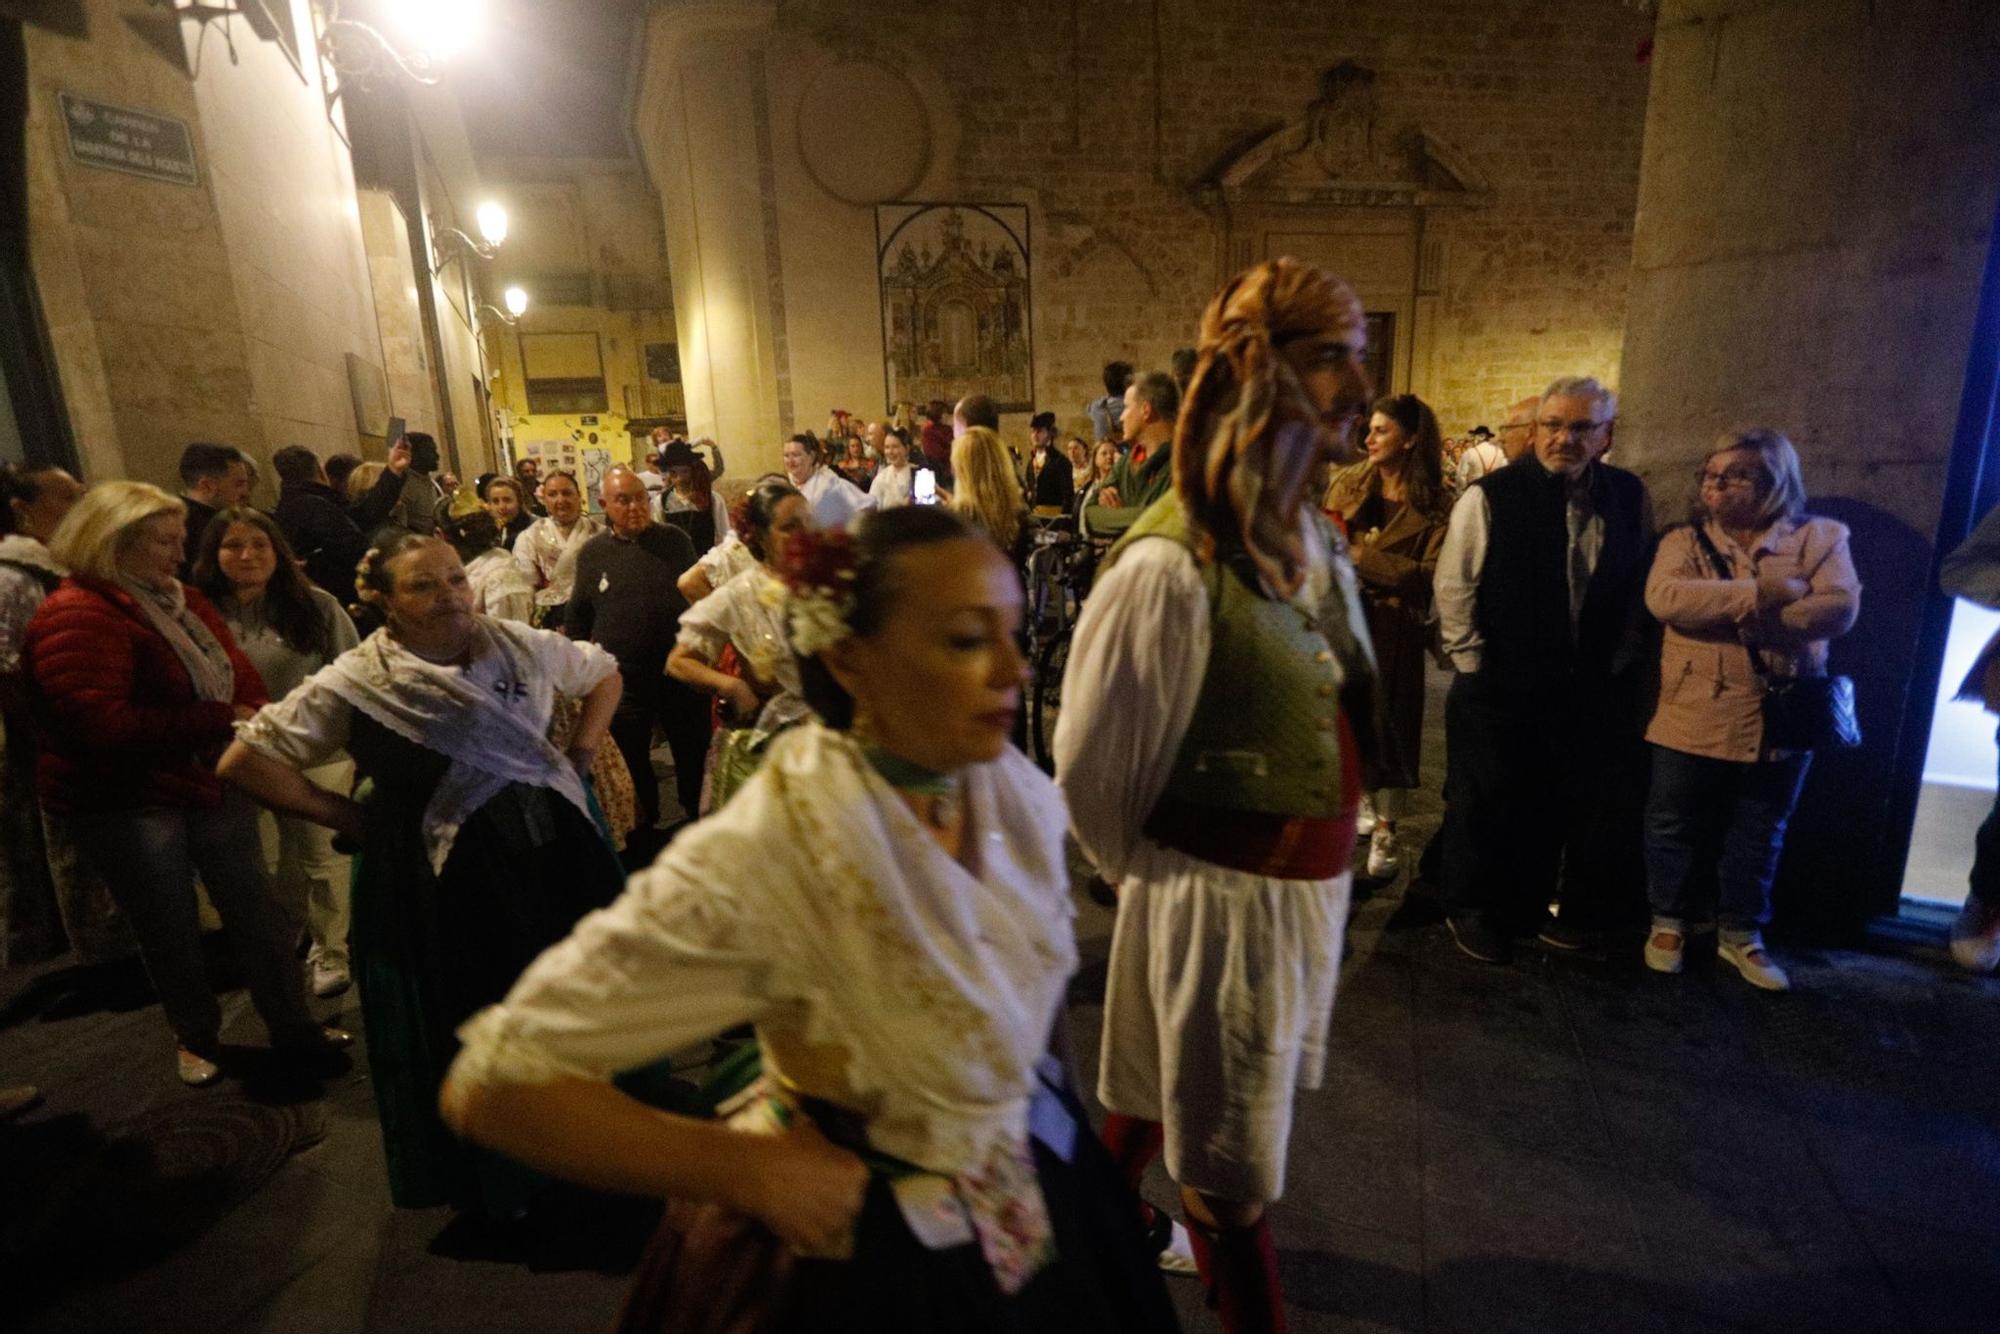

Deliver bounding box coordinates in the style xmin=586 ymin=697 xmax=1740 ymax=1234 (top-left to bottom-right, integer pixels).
xmin=59 ymin=92 xmax=199 ymax=188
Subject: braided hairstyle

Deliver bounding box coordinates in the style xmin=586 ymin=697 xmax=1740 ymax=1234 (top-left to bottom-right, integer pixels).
xmin=1175 ymin=257 xmax=1365 ymax=595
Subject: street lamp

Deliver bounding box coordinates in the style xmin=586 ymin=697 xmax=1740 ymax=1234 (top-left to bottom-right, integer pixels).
xmin=477 ymin=286 xmax=529 ymax=327
xmin=316 ymin=0 xmax=483 ymax=88
xmin=431 ymin=200 xmax=508 ymax=275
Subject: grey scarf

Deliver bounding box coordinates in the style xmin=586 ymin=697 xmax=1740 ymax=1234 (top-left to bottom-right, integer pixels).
xmin=120 ymin=577 xmax=234 ymax=704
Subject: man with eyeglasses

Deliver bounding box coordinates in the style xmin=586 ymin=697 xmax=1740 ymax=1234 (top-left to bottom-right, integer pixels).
xmin=1432 ymin=375 xmax=1654 ymax=963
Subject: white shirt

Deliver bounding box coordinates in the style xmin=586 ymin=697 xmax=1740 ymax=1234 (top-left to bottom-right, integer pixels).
xmin=1454 ymin=440 xmax=1508 ymax=489
xmin=870 ymin=463 xmax=916 ymax=509
xmin=465 ymin=547 xmax=536 ymax=624
xmin=511 ymin=514 xmax=603 ymax=608
xmin=1050 ymin=526 xmax=1369 ymax=1201
xmin=797 ymin=465 xmax=876 ymax=529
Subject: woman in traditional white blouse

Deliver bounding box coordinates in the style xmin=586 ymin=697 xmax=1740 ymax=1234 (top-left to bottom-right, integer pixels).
xmin=441 ymin=506 xmax=1174 ymax=1331
xmin=441 ymin=506 xmax=536 ymax=624
xmin=666 ymin=478 xmax=817 ymax=811
xmin=218 ymin=532 xmax=627 ymax=1215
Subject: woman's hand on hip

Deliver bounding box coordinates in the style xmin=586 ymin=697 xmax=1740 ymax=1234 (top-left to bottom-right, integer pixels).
xmin=723 ymin=678 xmax=762 ymax=723
xmin=741 ymin=1118 xmax=869 ymax=1252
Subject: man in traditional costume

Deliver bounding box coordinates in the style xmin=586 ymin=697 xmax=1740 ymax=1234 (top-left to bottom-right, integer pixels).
xmin=1056 ymin=257 xmax=1378 ymax=1333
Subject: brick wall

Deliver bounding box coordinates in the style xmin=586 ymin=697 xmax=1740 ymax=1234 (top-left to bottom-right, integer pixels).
xmin=775 ymin=0 xmax=1653 ymax=436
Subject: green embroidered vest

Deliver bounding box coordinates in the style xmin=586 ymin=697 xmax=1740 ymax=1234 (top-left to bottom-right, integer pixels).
xmin=1108 ymin=494 xmax=1348 ymax=818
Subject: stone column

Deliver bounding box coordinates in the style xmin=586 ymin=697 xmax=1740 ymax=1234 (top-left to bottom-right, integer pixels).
xmin=1615 ymin=0 xmax=2000 ymax=930
xmin=633 ymin=3 xmax=787 ymax=459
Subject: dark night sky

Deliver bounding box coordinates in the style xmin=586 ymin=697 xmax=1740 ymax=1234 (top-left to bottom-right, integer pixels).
xmin=450 ymin=0 xmax=649 ymax=160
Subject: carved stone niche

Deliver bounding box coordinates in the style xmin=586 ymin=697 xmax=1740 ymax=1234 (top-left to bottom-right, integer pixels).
xmin=1196 ymin=62 xmax=1492 ymax=399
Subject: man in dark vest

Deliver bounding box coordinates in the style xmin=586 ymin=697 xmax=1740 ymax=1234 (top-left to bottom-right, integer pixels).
xmin=1434 ymin=375 xmax=1655 ymax=963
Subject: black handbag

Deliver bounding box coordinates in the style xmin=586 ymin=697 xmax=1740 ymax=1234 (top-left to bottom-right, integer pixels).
xmin=1688 ymin=523 xmax=1861 ymax=751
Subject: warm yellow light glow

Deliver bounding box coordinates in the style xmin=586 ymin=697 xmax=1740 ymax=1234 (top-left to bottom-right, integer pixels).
xmin=475 ymin=200 xmax=508 ymax=247
xmin=389 ymin=0 xmax=482 ymax=64
xmin=503 ymin=286 xmax=529 ymax=317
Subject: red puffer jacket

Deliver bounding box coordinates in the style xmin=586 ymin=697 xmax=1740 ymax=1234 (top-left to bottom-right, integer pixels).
xmin=25 ymin=575 xmax=268 ymax=815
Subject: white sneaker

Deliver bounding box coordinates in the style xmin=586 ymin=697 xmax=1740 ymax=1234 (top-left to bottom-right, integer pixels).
xmin=1643 ymin=928 xmax=1684 ymax=975
xmin=1158 ymin=1219 xmax=1200 ymax=1277
xmin=1949 ymin=898 xmax=2000 ymax=974
xmin=1718 ymin=938 xmax=1790 ymax=991
xmin=1355 ymin=795 xmax=1377 ymax=838
xmin=311 ymin=958 xmax=352 ymax=998
xmin=1365 ymin=823 xmax=1401 ymax=879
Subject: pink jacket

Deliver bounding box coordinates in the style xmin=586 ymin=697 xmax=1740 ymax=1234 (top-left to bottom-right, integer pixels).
xmin=1644 ymin=516 xmax=1859 ymax=762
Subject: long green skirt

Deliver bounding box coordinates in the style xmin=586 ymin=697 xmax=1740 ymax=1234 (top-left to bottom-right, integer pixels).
xmin=346 ymin=715 xmax=627 ymax=1213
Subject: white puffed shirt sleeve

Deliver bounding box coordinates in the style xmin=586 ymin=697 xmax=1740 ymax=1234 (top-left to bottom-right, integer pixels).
xmin=450 ymin=830 xmax=785 ymax=1087
xmin=524 ymin=625 xmax=620 ymax=698
xmin=674 ymin=577 xmax=738 ymax=658
xmin=1434 ymin=486 xmax=1491 ymax=673
xmin=234 ymin=672 xmax=354 ymax=770
xmin=1052 ymin=539 xmax=1209 ymax=884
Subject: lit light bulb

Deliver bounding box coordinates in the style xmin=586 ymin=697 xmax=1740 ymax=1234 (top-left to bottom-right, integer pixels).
xmin=391 ymin=0 xmax=482 ymax=64
xmin=475 ymin=200 xmax=508 ymax=247
xmin=503 ymin=286 xmax=529 ymax=317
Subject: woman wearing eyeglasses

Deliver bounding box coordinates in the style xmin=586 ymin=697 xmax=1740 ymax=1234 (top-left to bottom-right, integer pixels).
xmin=1640 ymin=429 xmax=1859 ymax=991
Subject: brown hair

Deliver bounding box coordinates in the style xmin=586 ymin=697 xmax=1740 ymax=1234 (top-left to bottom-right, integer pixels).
xmin=1368 ymin=393 xmax=1448 ymax=519
xmin=1175 ymin=257 xmax=1363 ymax=593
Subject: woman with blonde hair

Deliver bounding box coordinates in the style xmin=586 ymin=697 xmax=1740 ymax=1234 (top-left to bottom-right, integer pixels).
xmin=1055 ymin=257 xmax=1377 ymax=1329
xmin=949 ymin=425 xmax=1030 ymax=563
xmin=26 ymin=482 xmax=346 ymax=1087
xmin=1641 ymin=428 xmax=1859 ymax=991
xmin=1323 ymin=392 xmax=1452 ymax=879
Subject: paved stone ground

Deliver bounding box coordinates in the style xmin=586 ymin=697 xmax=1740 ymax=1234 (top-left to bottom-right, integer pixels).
xmin=4 ymin=680 xmax=1998 ymax=1333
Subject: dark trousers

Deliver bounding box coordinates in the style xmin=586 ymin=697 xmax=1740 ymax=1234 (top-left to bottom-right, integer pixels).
xmin=658 ymin=681 xmax=711 ymax=825
xmin=609 ymin=704 xmax=662 ymax=835
xmin=1441 ymin=671 xmax=1646 ymax=933
xmin=61 ymin=791 xmax=314 ymax=1054
xmin=1642 ymin=745 xmax=1810 ymax=940
xmin=1972 ymin=737 xmax=2000 ymax=911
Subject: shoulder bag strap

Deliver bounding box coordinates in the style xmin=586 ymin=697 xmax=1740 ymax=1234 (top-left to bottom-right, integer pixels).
xmin=1688 ymin=521 xmax=1776 ymax=683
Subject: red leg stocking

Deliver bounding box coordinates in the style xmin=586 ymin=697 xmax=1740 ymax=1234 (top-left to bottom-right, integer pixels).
xmin=1098 ymin=1114 xmax=1164 ymax=1195
xmin=1184 ymin=1215 xmax=1287 ymax=1334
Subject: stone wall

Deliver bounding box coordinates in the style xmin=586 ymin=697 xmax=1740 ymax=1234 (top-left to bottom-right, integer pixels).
xmin=24 ymin=0 xmax=386 ymax=493
xmin=640 ymin=0 xmax=1653 ymax=466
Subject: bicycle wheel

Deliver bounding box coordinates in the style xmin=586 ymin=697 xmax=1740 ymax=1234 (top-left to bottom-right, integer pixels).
xmin=1029 ymin=628 xmax=1071 ymax=773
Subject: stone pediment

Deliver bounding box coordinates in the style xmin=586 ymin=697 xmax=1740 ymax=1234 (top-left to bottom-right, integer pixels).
xmin=1204 ymin=62 xmax=1493 ymax=209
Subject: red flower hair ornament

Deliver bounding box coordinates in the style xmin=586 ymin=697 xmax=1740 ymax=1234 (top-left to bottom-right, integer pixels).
xmin=780 ymin=528 xmax=859 ymax=656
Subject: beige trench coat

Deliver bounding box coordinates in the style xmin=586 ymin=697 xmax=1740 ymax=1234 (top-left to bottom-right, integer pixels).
xmin=1643 ymin=516 xmax=1860 ymax=762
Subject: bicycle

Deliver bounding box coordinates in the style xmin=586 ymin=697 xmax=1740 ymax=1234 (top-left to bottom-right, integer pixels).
xmin=1018 ymin=515 xmax=1105 ymax=771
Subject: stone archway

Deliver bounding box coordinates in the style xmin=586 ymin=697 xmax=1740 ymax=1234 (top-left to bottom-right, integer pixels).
xmin=1197 ymin=62 xmax=1492 ymax=400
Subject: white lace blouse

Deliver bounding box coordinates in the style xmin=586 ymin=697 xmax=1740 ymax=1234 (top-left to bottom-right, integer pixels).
xmin=449 ymin=723 xmax=1079 ymax=1178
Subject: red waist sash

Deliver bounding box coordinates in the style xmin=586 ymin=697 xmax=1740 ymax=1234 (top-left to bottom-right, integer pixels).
xmin=1140 ymin=712 xmax=1362 ymax=880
